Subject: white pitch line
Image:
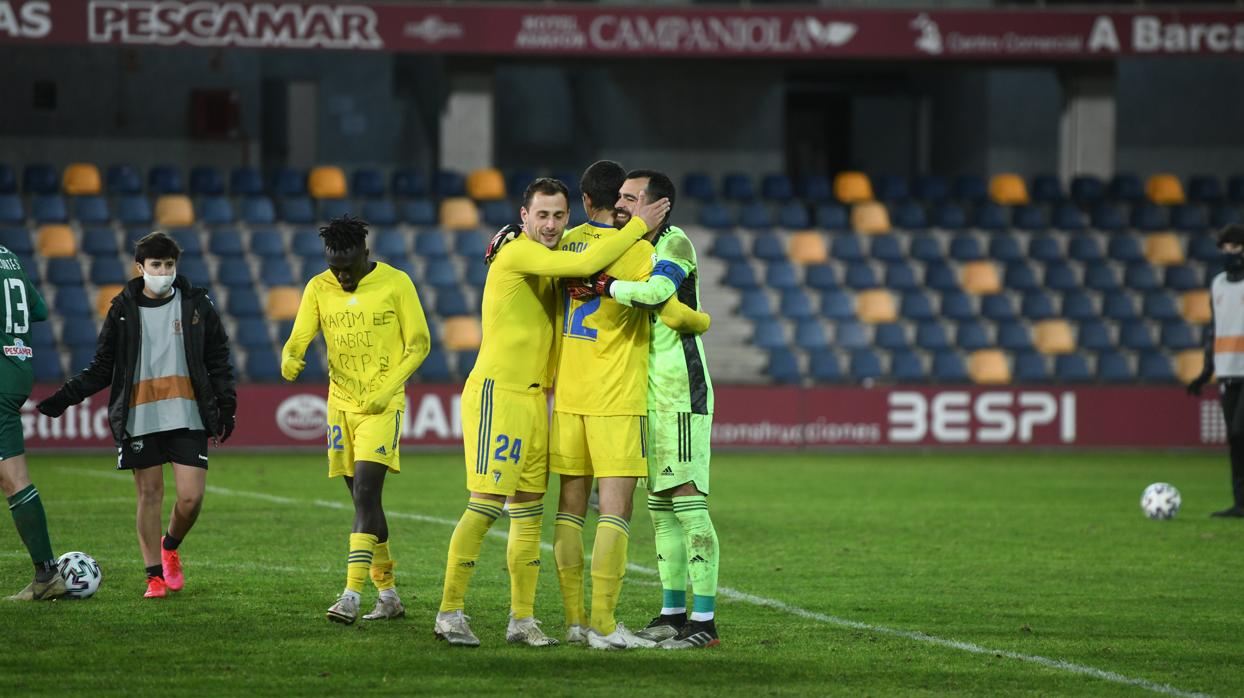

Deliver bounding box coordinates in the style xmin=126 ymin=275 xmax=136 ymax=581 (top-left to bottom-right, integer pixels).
xmin=51 ymin=466 xmax=1211 ymax=698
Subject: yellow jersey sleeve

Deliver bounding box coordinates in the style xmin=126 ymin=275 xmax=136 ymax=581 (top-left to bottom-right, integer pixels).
xmin=281 ymin=278 xmax=321 ymax=381
xmin=502 ymin=217 xmax=647 ymax=278
xmin=364 ymin=268 xmax=431 ymax=413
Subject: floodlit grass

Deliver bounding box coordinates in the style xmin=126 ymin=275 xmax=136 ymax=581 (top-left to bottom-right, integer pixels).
xmin=2 ymin=451 xmax=1240 ymax=696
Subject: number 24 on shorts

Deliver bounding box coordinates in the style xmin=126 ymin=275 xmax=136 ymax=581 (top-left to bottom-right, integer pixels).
xmin=493 ymin=434 xmax=522 ymax=463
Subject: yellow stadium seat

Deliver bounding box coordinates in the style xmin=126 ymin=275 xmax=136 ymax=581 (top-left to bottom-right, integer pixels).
xmin=95 ymin=284 xmax=124 ymax=318
xmin=1175 ymin=349 xmax=1207 ymax=384
xmin=989 ymin=173 xmax=1029 ymax=205
xmin=787 ymin=231 xmax=828 ymax=265
xmin=856 ymin=289 xmax=897 ymax=324
xmin=962 ymin=261 xmax=1002 ymax=295
xmin=441 ymin=197 xmax=480 ymax=230
xmin=308 ymin=166 xmax=347 ymax=199
xmin=969 ymin=349 xmax=1011 ymax=385
xmin=1033 ymin=319 xmax=1075 ymax=355
xmin=265 ymin=287 xmax=302 ymax=320
xmin=1146 ymin=174 xmax=1185 ymax=205
xmin=1182 ymin=290 xmax=1211 ymax=325
xmin=1143 ymin=233 xmax=1185 ymax=267
xmin=833 ymin=171 xmax=873 ymax=204
xmin=155 ymin=195 xmax=194 ymax=227
xmin=443 ymin=316 xmax=483 ymax=350
xmin=36 ymin=224 xmax=76 ymax=257
xmin=850 ymin=201 xmax=890 ymax=235
xmin=62 ymin=163 xmax=101 ymax=195
xmin=466 ymin=168 xmax=506 ymax=201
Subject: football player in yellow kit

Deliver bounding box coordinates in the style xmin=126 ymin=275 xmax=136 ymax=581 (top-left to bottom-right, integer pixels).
xmin=433 ymin=177 xmax=671 ymax=647
xmin=280 ymin=216 xmax=431 ymax=625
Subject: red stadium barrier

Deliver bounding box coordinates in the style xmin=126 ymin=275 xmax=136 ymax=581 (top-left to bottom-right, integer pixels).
xmin=20 ymin=384 xmax=1220 ymax=450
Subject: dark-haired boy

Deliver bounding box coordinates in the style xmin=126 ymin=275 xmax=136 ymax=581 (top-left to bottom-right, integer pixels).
xmin=39 ymin=232 xmax=237 ymax=598
xmin=280 ymin=216 xmax=431 ymax=624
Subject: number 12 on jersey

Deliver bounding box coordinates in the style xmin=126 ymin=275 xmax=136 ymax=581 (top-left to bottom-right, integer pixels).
xmin=562 ymin=294 xmax=600 ymax=341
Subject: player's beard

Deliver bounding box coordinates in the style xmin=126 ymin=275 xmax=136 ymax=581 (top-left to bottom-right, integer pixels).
xmin=613 ymin=208 xmax=631 ymax=229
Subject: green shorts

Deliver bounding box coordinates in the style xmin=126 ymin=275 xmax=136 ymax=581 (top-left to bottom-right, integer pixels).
xmin=646 ymin=410 xmax=711 ymax=495
xmin=0 ymin=392 xmax=28 ymax=461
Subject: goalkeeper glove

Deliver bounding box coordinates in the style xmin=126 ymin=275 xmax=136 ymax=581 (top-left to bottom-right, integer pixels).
xmin=485 ymin=223 xmax=524 ymax=265
xmin=566 ymin=273 xmax=616 ymax=301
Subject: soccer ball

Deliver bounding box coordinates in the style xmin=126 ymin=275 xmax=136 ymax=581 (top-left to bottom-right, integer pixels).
xmin=57 ymin=551 xmax=102 ymax=599
xmin=1140 ymin=483 xmax=1181 ymax=520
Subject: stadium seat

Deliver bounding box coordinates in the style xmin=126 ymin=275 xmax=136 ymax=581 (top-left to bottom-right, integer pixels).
xmin=722 ymin=173 xmax=754 ymax=202
xmin=1030 ymin=175 xmax=1064 ymax=203
xmin=968 ymin=350 xmax=1010 ymax=385
xmin=1051 ymin=203 xmax=1086 ymax=231
xmin=91 ymin=284 xmax=123 ymax=318
xmin=31 ymin=195 xmax=68 ymax=223
xmin=925 ymin=261 xmax=959 ymax=292
xmin=931 ymin=351 xmax=969 ymax=382
xmin=195 ymin=196 xmax=233 ymax=225
xmin=307 ymin=166 xmax=347 ymax=199
xmin=1097 ymin=350 xmax=1134 ymax=382
xmin=1138 ymin=352 xmax=1175 ymax=382
xmin=47 ymin=258 xmax=84 ymax=286
xmin=1175 ymin=349 xmax=1205 ymax=383
xmin=828 ymin=234 xmax=864 ymax=263
xmin=355 ymin=200 xmax=395 ymax=227
xmin=1004 ymin=262 xmax=1040 ymax=293
xmin=1070 ymin=175 xmax=1105 ymax=205
xmin=261 ymin=287 xmax=300 ymax=320
xmin=466 ymin=168 xmax=506 ymax=201
xmin=952 ymin=174 xmax=987 ymax=202
xmin=1084 ymin=262 xmax=1121 ymax=291
xmin=1210 ymin=206 xmax=1241 ymax=229
xmin=738 ymin=202 xmax=772 ymax=230
xmin=836 ymin=320 xmax=873 ymax=351
xmin=0 ymin=164 xmax=14 ymax=194
xmin=996 ymin=321 xmax=1033 ymax=351
xmin=277 ymin=197 xmax=313 ymax=224
xmin=868 ymin=235 xmax=903 ymax=263
xmin=454 ymin=350 xmax=480 ymax=378
xmin=169 ymin=228 xmax=202 ymax=255
xmin=1011 ymin=205 xmax=1047 ymax=231
xmin=148 ymin=165 xmax=184 ymax=194
xmin=948 ymin=234 xmax=984 ymax=261
xmin=710 ymin=234 xmax=745 ymax=262
xmin=61 ymin=318 xmax=100 ymax=347
xmin=233 ymin=196 xmax=273 ymax=225
xmin=874 ymin=174 xmax=908 ymax=201
xmin=62 ymin=163 xmax=101 ymax=196
xmin=915 ymin=320 xmax=951 ymax=351
xmin=290 ymin=230 xmax=324 ymax=259
xmin=767 ymin=261 xmax=801 ymax=290
xmin=155 ymin=195 xmax=194 ymax=227
xmin=1021 ymin=290 xmax=1056 ymax=319
xmin=848 ymin=348 xmax=883 ymax=382
xmin=912 ymin=175 xmax=950 ymax=201
xmin=1013 ymin=352 xmax=1050 ymax=382
xmin=229 ymin=168 xmax=263 ymax=196
xmin=1123 ymin=263 xmax=1161 ymax=291
xmin=1075 ymin=318 xmax=1113 ymax=352
xmin=270 ymin=168 xmax=306 ymax=197
xmin=0 ymin=227 xmax=31 ymax=257
xmin=233 ymin=319 xmax=273 ymax=350
xmin=443 ymin=316 xmax=483 ymax=350
xmin=1103 ymin=292 xmax=1140 ymax=320
xmin=900 ymin=290 xmax=936 ymax=321
xmin=363 ymin=229 xmax=405 ymax=260
xmin=752 ymin=319 xmax=789 ymax=350
xmin=438 ymin=198 xmax=478 ymax=230
xmin=738 ymin=289 xmax=774 ymax=320
xmin=348 ymin=169 xmax=384 ymax=199
xmin=874 ymin=322 xmax=908 ymax=351
xmin=809 ymin=350 xmax=842 ymax=382
xmin=176 ymin=255 xmax=210 ymax=285
xmin=842 ymin=261 xmax=876 ymax=289
xmin=397 ymin=200 xmax=434 ymax=226
xmin=1060 ymin=290 xmax=1096 ymax=322
xmin=426 ymin=262 xmax=460 ymax=290
xmin=0 ymin=195 xmax=22 ymax=224
xmin=723 ymin=261 xmax=759 ymax=289
xmin=1188 ymin=175 xmax=1223 ymax=203
xmin=81 ymin=227 xmax=118 ymax=257
xmin=1146 ymin=174 xmax=1185 ymax=205
xmin=833 ymin=171 xmax=873 ymax=203
xmin=778 ymin=202 xmax=810 ymax=229
xmin=1033 ymin=319 xmax=1074 ymax=354
xmin=69 ymin=196 xmax=106 ymax=225
xmin=814 ymin=203 xmax=849 ymax=231
xmin=477 ymin=200 xmax=510 ymax=228
xmin=804 ymin=264 xmax=838 ymax=291
xmin=1186 ymin=233 xmax=1220 ymax=263
xmin=989 ymin=173 xmax=1029 ymax=205
xmin=1130 ymin=203 xmax=1167 ymax=232
xmin=890 ymin=350 xmax=925 ymax=383
xmin=761 ymin=173 xmax=794 ymax=202
xmin=697 ymin=203 xmax=732 ymax=230
xmin=972 ymin=202 xmax=1008 ymax=232
xmin=851 ymin=202 xmax=890 ymax=235
xmin=931 ymin=202 xmax=968 ymax=230
xmin=36 ymin=224 xmax=75 ymax=257
xmin=243 ymin=347 xmax=280 ymax=381
xmin=102 ymin=165 xmax=140 ymax=196
xmin=1160 ymin=321 xmax=1199 ymax=350
xmin=884 ymin=262 xmax=919 ymax=291
xmin=318 ymin=199 xmax=351 ymax=221
xmin=979 ymin=293 xmax=1016 ymax=321
xmin=1109 ymin=173 xmax=1144 ymax=201
xmin=962 ymin=261 xmax=1001 ymax=295
xmin=1052 ymin=353 xmax=1092 ymax=383
xmin=23 ymin=164 xmax=58 ymax=194
xmin=188 ymin=166 xmax=224 ymax=196
xmin=434 ymin=170 xmax=467 ymax=198
xmin=856 ymin=289 xmax=896 ymax=324
xmin=938 ymin=291 xmax=973 ymax=323
xmin=217 ymin=263 xmax=254 ymax=290
xmin=1090 ymin=204 xmax=1126 ymax=232
xmin=55 ymin=286 xmax=91 ymax=317
xmin=683 ymin=173 xmax=715 ymax=202
xmin=454 ymin=231 xmax=486 ymax=259
xmin=248 ymin=229 xmax=285 ymax=259
xmin=413 ymin=348 xmax=451 ymax=382
xmin=1170 ymin=205 xmax=1207 ymax=232
xmin=821 ymin=291 xmax=855 ymax=320
xmin=259 ymin=258 xmax=296 ymax=287
xmin=889 ymin=200 xmax=926 ymax=230
xmin=1065 ymin=236 xmax=1103 ymax=263
xmin=788 ymin=231 xmax=827 ymax=264
xmin=797 ymin=174 xmax=831 ymax=203
xmin=391 ymin=169 xmax=428 ymax=198
xmin=1119 ymin=319 xmax=1157 ymax=351
xmin=753 ymin=234 xmax=787 ymax=262
xmin=1181 ymin=290 xmax=1211 ymax=324
xmin=766 ymin=348 xmax=802 ymax=384
xmin=1164 ymin=265 xmax=1201 ymax=292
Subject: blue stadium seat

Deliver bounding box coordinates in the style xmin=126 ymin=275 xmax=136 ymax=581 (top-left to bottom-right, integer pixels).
xmin=766 ymin=348 xmax=802 ymax=384
xmin=1228 ymin=176 xmax=1244 ymax=203
xmin=884 ymin=262 xmax=919 ymax=291
xmin=1027 ymin=235 xmax=1062 ymax=263
xmin=710 ymin=234 xmax=745 ymax=261
xmin=821 ymin=290 xmax=855 ymax=320
xmin=206 ymin=228 xmax=243 ymax=258
xmin=1051 ymin=202 xmax=1086 ymax=231
xmin=234 ymin=319 xmax=273 ymax=349
xmin=352 ymin=169 xmax=385 ymax=199
xmin=683 ymin=173 xmax=715 ymax=202
xmin=1102 ymin=292 xmax=1139 ymax=320
xmin=932 ymin=351 xmax=969 ymax=382
xmin=81 ymin=228 xmax=118 ymax=257
xmin=434 ymin=170 xmax=467 ymax=198
xmin=738 ymin=202 xmax=772 ymax=230
xmin=28 ymin=322 xmax=54 ymax=352
xmin=1164 ymin=265 xmax=1201 ymax=291
xmin=925 ymin=261 xmax=959 ymax=292
xmin=1109 ymin=173 xmax=1144 ymax=201
xmin=176 ymin=255 xmax=210 ymax=286
xmin=1130 ymin=203 xmax=1167 ymax=232
xmin=230 ymin=168 xmax=264 ymax=196
xmin=777 ymin=202 xmax=810 ymax=229
xmin=900 ymin=290 xmax=936 ymax=321
xmin=831 ymin=234 xmax=866 ymax=262
xmin=47 ymin=258 xmax=84 ymax=286
xmin=987 ymin=234 xmax=1022 ymax=263
xmin=1211 ymin=206 xmax=1242 ymax=229
xmin=1067 ymin=236 xmax=1104 ymax=262
xmin=1021 ymin=290 xmax=1057 ymax=319
xmin=240 ymin=196 xmax=277 ymax=225
xmin=391 ymin=169 xmax=427 ymax=198
xmin=291 ymin=230 xmax=325 ymax=259
xmin=1084 ymin=262 xmax=1120 ymax=291
xmin=1004 ymin=262 xmax=1040 ymax=292
xmin=723 ymin=262 xmax=759 ymax=289
xmin=849 ymin=349 xmax=884 ymax=382
xmin=455 ymin=350 xmax=479 ymax=378
xmin=753 ymin=234 xmax=787 ymax=262
xmin=453 ymin=230 xmax=486 ymax=258
xmin=814 ymin=203 xmax=849 ymax=231
xmin=997 ymin=321 xmax=1033 ymax=351
xmin=0 ymin=195 xmax=23 ymax=224
xmin=32 ymin=195 xmax=68 ymax=223
xmin=435 ymin=288 xmax=469 ymax=316
xmin=1090 ymin=204 xmax=1126 ymax=232
xmin=217 ymin=262 xmax=254 ymax=289
xmin=260 ymin=258 xmax=296 ymax=287
xmin=74 ymin=196 xmax=109 ymax=224
xmin=148 ymin=165 xmax=184 ymax=194
xmin=0 ymin=226 xmax=32 ymax=254
xmin=296 ymin=351 xmax=327 ymax=384
xmin=761 ymin=173 xmax=793 ymax=202
xmin=952 ymin=174 xmax=987 ymax=202
xmin=61 ymin=319 xmax=100 ymax=348
xmin=1070 ymin=175 xmax=1105 ymax=205
xmin=698 ymin=203 xmax=732 ymax=230
xmin=835 ymin=320 xmax=870 ymax=349
xmin=124 ymin=227 xmax=151 ymax=250
xmin=415 ymin=348 xmax=451 ymax=382
xmin=915 ymin=320 xmax=951 ymax=350
xmin=1013 ymin=352 xmax=1049 ymax=382
xmin=1119 ymin=320 xmax=1156 ymax=350
xmin=1055 ymin=354 xmax=1093 ymax=383
xmin=386 ymin=258 xmax=418 ymax=284
xmin=766 ymin=261 xmax=801 ymax=290
xmin=402 ymin=200 xmax=437 ymax=226
xmin=1123 ymin=263 xmax=1160 ymax=292
xmin=874 ymin=322 xmax=908 ymax=351
xmin=279 ymin=197 xmax=314 ymax=224
xmin=320 ymin=199 xmax=352 ymax=221
xmin=371 ymin=229 xmax=408 ymax=259
xmin=973 ymin=202 xmax=1008 ymax=232
xmin=1031 ymin=175 xmax=1064 ymax=203
xmin=738 ymin=289 xmax=774 ymax=320
xmin=189 ymin=167 xmax=224 ymax=196
xmin=869 ymin=235 xmax=903 ymax=263
xmin=465 ymin=259 xmax=488 ymax=288
xmin=22 ymin=164 xmax=58 ymax=194
xmin=931 ymin=202 xmax=968 ymax=230
xmin=69 ymin=347 xmax=99 ymax=375
xmin=55 ymin=287 xmax=91 ymax=317
xmin=908 ymin=236 xmax=943 ymax=263
xmin=480 ymin=200 xmax=511 ymax=228
xmin=752 ymin=319 xmax=788 ymax=350
xmin=270 ymin=168 xmax=306 ymax=197
xmin=415 ymin=230 xmax=450 ymax=259
xmin=169 ymin=228 xmax=202 ymax=255
xmin=1143 ymin=291 xmax=1180 ymax=322
xmin=797 ymin=174 xmax=831 ymax=203
xmin=955 ymin=319 xmax=990 ymax=350
xmin=248 ymin=229 xmax=285 ymax=259
xmin=804 ymin=264 xmax=838 ymax=291
xmin=809 ymin=350 xmax=842 ymax=382
xmin=17 ymin=254 xmax=37 ymax=283
xmin=1043 ymin=262 xmax=1080 ymax=293
xmin=245 ymin=348 xmax=281 ymax=381
xmin=191 ymin=197 xmax=231 ymax=227
xmin=358 ymin=200 xmax=397 ymax=227
xmin=89 ymin=258 xmax=127 ymax=286
xmin=1097 ymin=350 xmax=1134 ymax=382
xmin=1138 ymin=351 xmax=1175 ymax=382
xmin=1186 ymin=234 xmax=1220 ymax=263
xmin=1188 ymin=175 xmax=1223 ymax=203
xmin=912 ymin=175 xmax=949 ymax=201
xmin=426 ymin=263 xmax=459 ymax=290
xmin=1012 ymin=205 xmax=1047 ymax=232
xmin=844 ymin=261 xmax=878 ymax=289
xmin=106 ymin=164 xmax=143 ymax=195
xmin=948 ymin=234 xmax=983 ymax=261
xmin=890 ymin=350 xmax=926 ymax=383
xmin=1108 ymin=235 xmax=1145 ymax=263
xmin=1161 ymin=321 xmax=1199 ymax=350
xmin=1170 ymin=205 xmax=1207 ymax=232
xmin=891 ymin=200 xmax=927 ymax=230
xmin=874 ymin=174 xmax=909 ymax=201
xmin=722 ymin=173 xmax=754 ymax=201
xmin=0 ymin=164 xmax=15 ymax=194
xmin=980 ymin=294 xmax=1016 ymax=321
xmin=1063 ymin=291 xmax=1099 ymax=322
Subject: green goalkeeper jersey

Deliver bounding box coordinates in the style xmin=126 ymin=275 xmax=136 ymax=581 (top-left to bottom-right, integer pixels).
xmin=0 ymin=244 xmax=48 ymax=397
xmin=609 ymin=225 xmax=714 ymax=415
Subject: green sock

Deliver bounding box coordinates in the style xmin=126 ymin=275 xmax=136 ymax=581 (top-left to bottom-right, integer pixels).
xmin=648 ymin=495 xmax=687 ymax=613
xmin=8 ymin=485 xmax=54 ymax=566
xmin=673 ymin=494 xmax=718 ymax=621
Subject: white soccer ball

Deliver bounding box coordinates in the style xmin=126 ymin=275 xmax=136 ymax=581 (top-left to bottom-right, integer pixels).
xmin=57 ymin=551 xmax=102 ymax=599
xmin=1140 ymin=483 xmax=1181 ymax=520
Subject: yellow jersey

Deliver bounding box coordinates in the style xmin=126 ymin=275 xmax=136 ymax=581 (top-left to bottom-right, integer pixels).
xmin=281 ymin=262 xmax=430 ymax=413
xmin=472 ymin=218 xmax=648 ymax=392
xmin=554 ymin=221 xmax=654 ymax=416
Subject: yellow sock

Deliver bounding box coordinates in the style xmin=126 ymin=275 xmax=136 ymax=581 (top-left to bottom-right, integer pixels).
xmin=553 ymin=512 xmax=586 ymax=628
xmin=370 ymin=540 xmax=396 ymax=592
xmin=438 ymin=497 xmax=501 ymax=613
xmin=507 ymin=501 xmax=544 ymax=619
xmin=346 ymin=532 xmax=379 ymax=593
xmin=590 ymin=515 xmax=630 ymax=636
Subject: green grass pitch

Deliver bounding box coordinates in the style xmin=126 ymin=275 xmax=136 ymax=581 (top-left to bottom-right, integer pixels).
xmin=2 ymin=450 xmax=1242 ymax=696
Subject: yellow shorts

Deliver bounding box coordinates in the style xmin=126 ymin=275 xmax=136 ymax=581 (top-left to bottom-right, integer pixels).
xmin=327 ymin=407 xmax=402 ymax=478
xmin=461 ymin=377 xmax=549 ymax=496
xmin=549 ymin=412 xmax=647 ymax=478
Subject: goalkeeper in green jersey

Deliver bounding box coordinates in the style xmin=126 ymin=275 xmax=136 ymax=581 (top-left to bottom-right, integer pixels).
xmin=570 ymin=170 xmax=720 ymax=648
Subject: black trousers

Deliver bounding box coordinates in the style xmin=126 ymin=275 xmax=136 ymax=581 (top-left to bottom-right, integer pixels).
xmin=1219 ymin=381 xmax=1244 ymax=507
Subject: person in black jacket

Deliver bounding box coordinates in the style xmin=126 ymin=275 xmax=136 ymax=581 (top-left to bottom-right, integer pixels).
xmin=38 ymin=232 xmax=237 ymax=597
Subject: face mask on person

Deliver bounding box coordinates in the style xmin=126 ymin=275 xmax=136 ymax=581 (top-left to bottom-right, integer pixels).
xmin=143 ymin=271 xmax=176 ymax=296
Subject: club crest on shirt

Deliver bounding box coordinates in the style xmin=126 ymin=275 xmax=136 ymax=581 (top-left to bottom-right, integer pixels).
xmin=493 ymin=469 xmax=502 ymax=484
xmin=130 ymin=439 xmax=144 ymax=453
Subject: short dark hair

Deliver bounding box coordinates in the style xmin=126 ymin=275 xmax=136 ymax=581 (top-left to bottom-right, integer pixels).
xmin=626 ymin=169 xmax=677 ymax=215
xmin=1219 ymin=223 xmax=1244 ymax=248
xmin=134 ymin=231 xmax=181 ymax=263
xmin=523 ymin=177 xmax=570 ymax=210
xmin=319 ymin=215 xmax=369 ymax=253
xmin=579 ymin=160 xmax=626 ymax=213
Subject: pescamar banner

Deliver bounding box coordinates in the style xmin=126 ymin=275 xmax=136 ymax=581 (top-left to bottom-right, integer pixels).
xmin=21 ymin=384 xmax=1221 ymax=450
xmin=2 ymin=1 xmax=1244 ymax=59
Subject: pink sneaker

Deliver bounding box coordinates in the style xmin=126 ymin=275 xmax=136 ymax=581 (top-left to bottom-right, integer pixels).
xmin=144 ymin=576 xmax=168 ymax=598
xmin=161 ymin=541 xmax=184 ymax=592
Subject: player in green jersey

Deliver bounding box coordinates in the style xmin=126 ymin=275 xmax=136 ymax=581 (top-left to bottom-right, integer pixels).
xmin=569 ymin=170 xmax=720 ymax=648
xmin=0 ymin=245 xmax=66 ymax=600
